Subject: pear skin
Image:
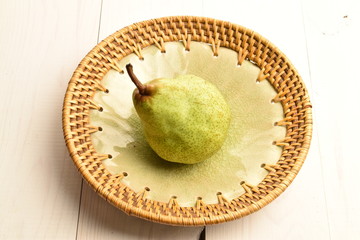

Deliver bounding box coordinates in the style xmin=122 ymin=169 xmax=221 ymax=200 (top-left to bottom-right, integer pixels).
xmin=126 ymin=64 xmax=231 ymax=164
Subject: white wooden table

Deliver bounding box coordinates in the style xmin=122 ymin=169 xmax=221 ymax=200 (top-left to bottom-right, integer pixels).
xmin=1 ymin=0 xmax=359 ymax=239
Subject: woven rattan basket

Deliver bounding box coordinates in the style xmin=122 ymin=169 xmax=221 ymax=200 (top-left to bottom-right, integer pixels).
xmin=62 ymin=16 xmax=312 ymax=226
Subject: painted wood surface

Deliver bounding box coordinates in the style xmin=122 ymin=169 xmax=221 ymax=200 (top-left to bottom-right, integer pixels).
xmin=1 ymin=0 xmax=359 ymax=239
xmin=0 ymin=0 xmax=101 ymax=239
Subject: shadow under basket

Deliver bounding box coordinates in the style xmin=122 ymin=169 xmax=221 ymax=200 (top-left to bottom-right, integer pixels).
xmin=62 ymin=16 xmax=312 ymax=226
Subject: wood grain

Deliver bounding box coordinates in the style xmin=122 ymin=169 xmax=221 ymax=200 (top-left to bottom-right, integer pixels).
xmin=207 ymin=134 xmax=330 ymax=239
xmin=75 ymin=1 xmax=204 ymax=239
xmin=1 ymin=0 xmax=359 ymax=238
xmin=77 ymin=183 xmax=203 ymax=240
xmin=204 ymin=0 xmax=330 ymax=239
xmin=98 ymin=0 xmax=204 ymax=41
xmin=0 ymin=0 xmax=101 ymax=239
xmin=302 ymin=0 xmax=360 ymax=238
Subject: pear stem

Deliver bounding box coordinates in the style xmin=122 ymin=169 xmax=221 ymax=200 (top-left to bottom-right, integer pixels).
xmin=126 ymin=64 xmax=146 ymax=95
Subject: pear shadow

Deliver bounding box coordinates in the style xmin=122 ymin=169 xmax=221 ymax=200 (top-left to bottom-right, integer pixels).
xmin=79 ymin=183 xmax=204 ymax=239
xmin=110 ymin=111 xmax=198 ymax=173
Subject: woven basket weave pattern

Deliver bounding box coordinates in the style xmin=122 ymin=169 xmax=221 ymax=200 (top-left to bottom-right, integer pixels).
xmin=62 ymin=16 xmax=312 ymax=225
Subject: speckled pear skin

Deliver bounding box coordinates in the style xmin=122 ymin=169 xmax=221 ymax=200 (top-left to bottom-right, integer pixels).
xmin=133 ymin=75 xmax=231 ymax=164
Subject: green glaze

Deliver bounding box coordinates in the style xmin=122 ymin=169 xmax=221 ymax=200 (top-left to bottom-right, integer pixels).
xmin=133 ymin=75 xmax=231 ymax=164
xmin=90 ymin=42 xmax=286 ymax=206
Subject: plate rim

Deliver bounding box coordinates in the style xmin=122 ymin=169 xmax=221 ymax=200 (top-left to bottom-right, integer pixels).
xmin=62 ymin=15 xmax=313 ymax=226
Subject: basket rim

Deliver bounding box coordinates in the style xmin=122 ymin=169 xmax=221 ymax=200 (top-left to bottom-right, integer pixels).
xmin=62 ymin=15 xmax=312 ymax=226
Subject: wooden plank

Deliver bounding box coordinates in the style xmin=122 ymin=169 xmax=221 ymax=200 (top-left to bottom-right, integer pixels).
xmin=302 ymin=0 xmax=360 ymax=238
xmin=203 ymin=0 xmax=330 ymax=239
xmin=207 ymin=133 xmax=329 ymax=239
xmin=98 ymin=0 xmax=204 ymax=40
xmin=77 ymin=183 xmax=203 ymax=240
xmin=0 ymin=0 xmax=101 ymax=239
xmin=76 ymin=0 xmax=204 ymax=239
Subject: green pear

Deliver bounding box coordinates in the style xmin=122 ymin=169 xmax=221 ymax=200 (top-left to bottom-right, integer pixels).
xmin=126 ymin=64 xmax=231 ymax=164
